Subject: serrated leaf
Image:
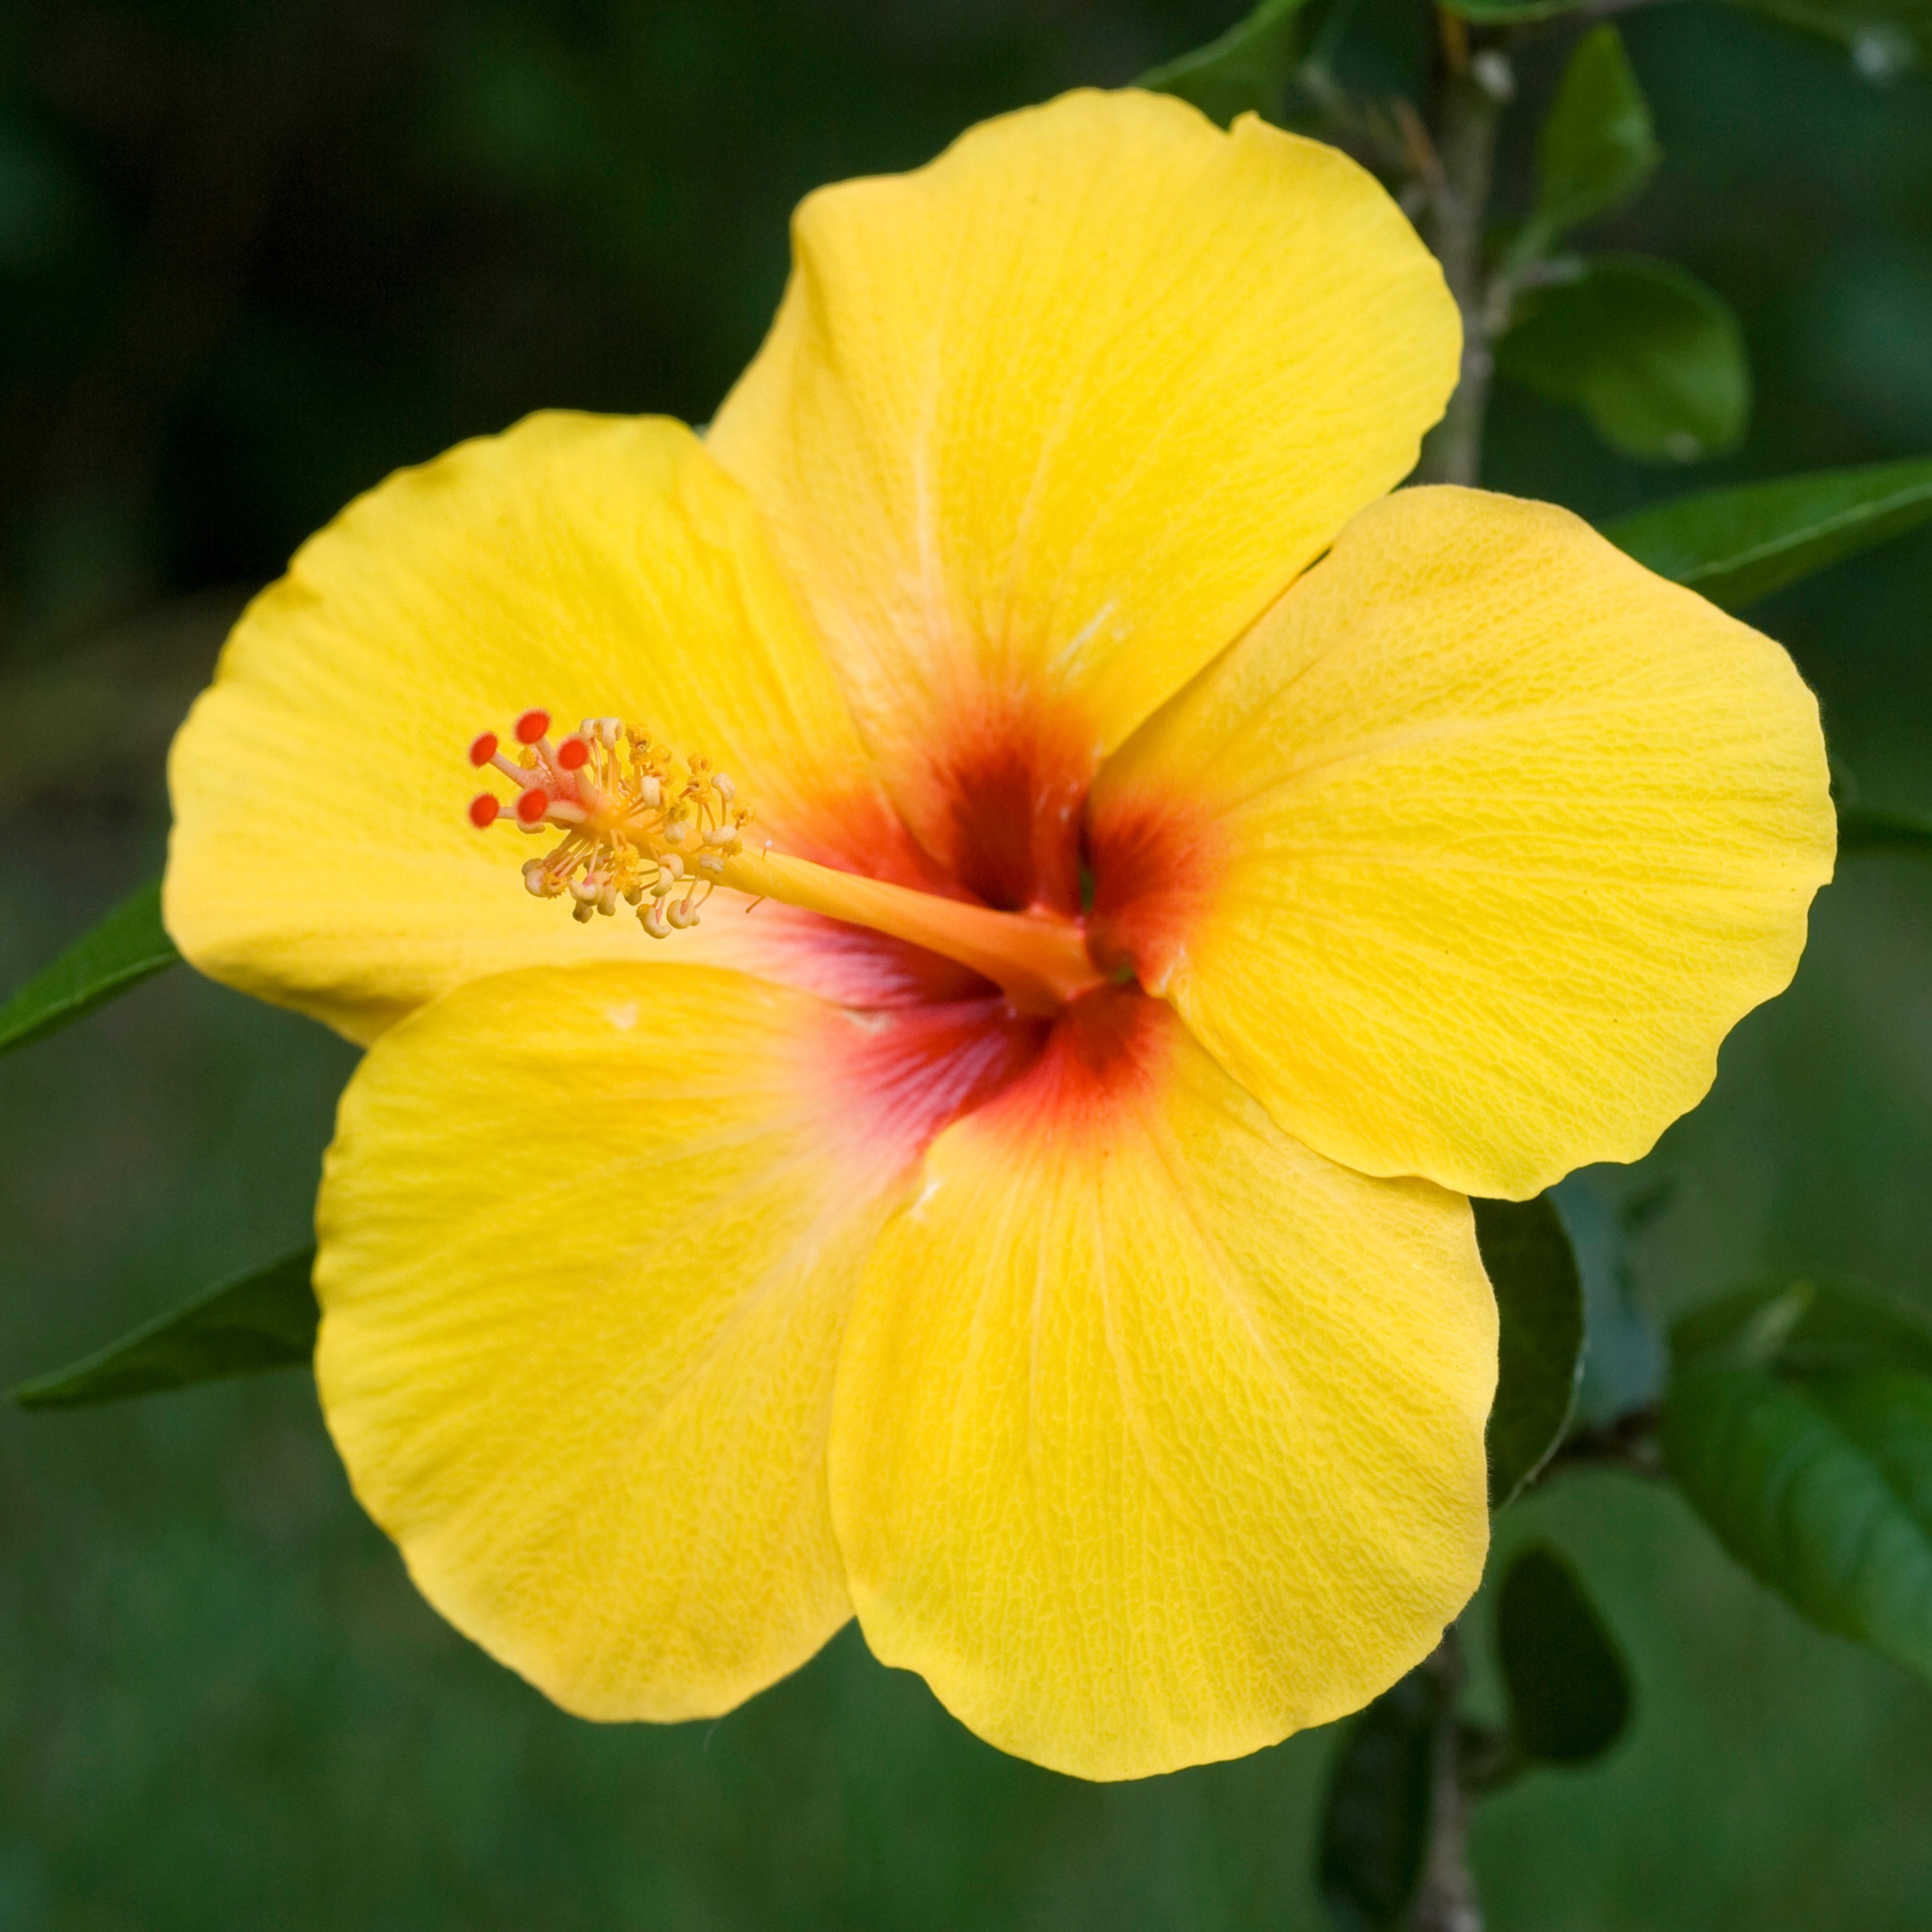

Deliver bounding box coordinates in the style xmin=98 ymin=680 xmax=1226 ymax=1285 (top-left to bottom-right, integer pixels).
xmin=1722 ymin=0 xmax=1931 ymax=76
xmin=1495 ymin=1544 xmax=1631 ymax=1763
xmin=0 ymin=878 xmax=178 ymax=1058
xmin=1674 ymin=1276 xmax=1932 ymax=1378
xmin=1663 ymin=1364 xmax=1932 ymax=1682
xmin=1138 ymin=0 xmax=1313 ymax=126
xmin=1497 ymin=255 xmax=1749 ymax=464
xmin=1476 ymin=1196 xmax=1585 ymax=1507
xmin=1518 ymin=26 xmax=1659 ymax=261
xmin=10 ymin=1248 xmax=318 ymax=1409
xmin=1602 ymin=453 xmax=1932 ymax=609
xmin=1317 ymin=1662 xmax=1444 ymax=1932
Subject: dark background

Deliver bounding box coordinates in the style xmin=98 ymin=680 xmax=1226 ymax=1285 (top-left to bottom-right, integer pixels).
xmin=2 ymin=2 xmax=1930 ymax=1926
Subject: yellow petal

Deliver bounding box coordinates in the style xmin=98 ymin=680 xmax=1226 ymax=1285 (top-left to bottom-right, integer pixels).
xmin=828 ymin=990 xmax=1492 ymax=1782
xmin=709 ymin=89 xmax=1459 ymax=912
xmin=317 ymin=962 xmax=1041 ymax=1721
xmin=1089 ymin=487 xmax=1837 ymax=1200
xmin=165 ymin=411 xmax=951 ymax=1044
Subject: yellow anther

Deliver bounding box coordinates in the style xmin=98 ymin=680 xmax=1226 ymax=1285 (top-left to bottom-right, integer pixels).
xmin=465 ymin=708 xmax=753 ymax=935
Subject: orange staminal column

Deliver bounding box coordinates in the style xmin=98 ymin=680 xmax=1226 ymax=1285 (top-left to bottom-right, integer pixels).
xmin=717 ymin=848 xmax=1103 ymax=1017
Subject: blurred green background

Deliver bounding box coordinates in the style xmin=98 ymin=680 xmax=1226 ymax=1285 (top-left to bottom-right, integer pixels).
xmin=3 ymin=1 xmax=1930 ymax=1925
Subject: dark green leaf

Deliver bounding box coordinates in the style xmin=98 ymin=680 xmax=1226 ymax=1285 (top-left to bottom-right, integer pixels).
xmin=1138 ymin=0 xmax=1313 ymax=126
xmin=1550 ymin=1172 xmax=1668 ymax=1431
xmin=1840 ymin=803 xmax=1932 ymax=855
xmin=1318 ymin=1662 xmax=1443 ymax=1932
xmin=1602 ymin=453 xmax=1932 ymax=609
xmin=1476 ymin=1196 xmax=1585 ymax=1506
xmin=1674 ymin=1275 xmax=1932 ymax=1379
xmin=1663 ymin=1364 xmax=1932 ymax=1682
xmin=11 ymin=1249 xmax=318 ymax=1409
xmin=1443 ymin=0 xmax=1592 ymax=20
xmin=1519 ymin=26 xmax=1659 ymax=260
xmin=1495 ymin=1544 xmax=1632 ymax=1763
xmin=1722 ymin=0 xmax=1930 ymax=77
xmin=1497 ymin=255 xmax=1749 ymax=464
xmin=0 ymin=878 xmax=178 ymax=1058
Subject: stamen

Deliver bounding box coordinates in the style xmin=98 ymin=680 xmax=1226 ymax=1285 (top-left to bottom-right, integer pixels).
xmin=461 ymin=706 xmax=1104 ymax=1014
xmin=464 ymin=706 xmax=753 ymax=938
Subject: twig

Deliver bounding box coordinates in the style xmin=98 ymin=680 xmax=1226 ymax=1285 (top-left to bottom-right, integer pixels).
xmin=1415 ymin=15 xmax=1509 ymax=486
xmin=1291 ymin=62 xmax=1416 ymax=176
xmin=1535 ymin=1404 xmax=1666 ymax=1485
xmin=1412 ymin=1633 xmax=1485 ymax=1932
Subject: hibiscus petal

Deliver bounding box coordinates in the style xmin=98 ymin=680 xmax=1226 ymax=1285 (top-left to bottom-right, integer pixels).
xmin=317 ymin=961 xmax=1041 ymax=1721
xmin=1088 ymin=486 xmax=1837 ymax=1201
xmin=166 ymin=411 xmax=953 ymax=1044
xmin=828 ymin=990 xmax=1492 ymax=1782
xmin=709 ymin=89 xmax=1459 ymax=913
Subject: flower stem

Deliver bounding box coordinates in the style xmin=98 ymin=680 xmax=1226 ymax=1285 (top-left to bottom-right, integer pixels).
xmin=1416 ymin=26 xmax=1507 ymax=488
xmin=1394 ymin=25 xmax=1515 ymax=1931
xmin=1534 ymin=1404 xmax=1666 ymax=1486
xmin=1412 ymin=1631 xmax=1485 ymax=1932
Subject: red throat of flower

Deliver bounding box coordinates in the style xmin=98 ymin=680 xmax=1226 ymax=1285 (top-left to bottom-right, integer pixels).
xmin=466 ymin=708 xmax=1107 ymax=1015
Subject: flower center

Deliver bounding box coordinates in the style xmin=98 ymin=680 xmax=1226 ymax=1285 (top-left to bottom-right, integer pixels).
xmin=467 ymin=708 xmax=1107 ymax=1015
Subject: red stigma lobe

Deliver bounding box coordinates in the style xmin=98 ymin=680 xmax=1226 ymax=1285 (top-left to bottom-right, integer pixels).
xmin=462 ymin=706 xmax=751 ymax=936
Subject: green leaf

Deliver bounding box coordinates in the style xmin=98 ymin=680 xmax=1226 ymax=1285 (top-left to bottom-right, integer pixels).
xmin=1602 ymin=453 xmax=1932 ymax=609
xmin=1496 ymin=255 xmax=1750 ymax=464
xmin=1722 ymin=0 xmax=1931 ymax=77
xmin=1668 ymin=1281 xmax=1932 ymax=1679
xmin=1476 ymin=1196 xmax=1585 ymax=1507
xmin=0 ymin=878 xmax=179 ymax=1058
xmin=1839 ymin=803 xmax=1932 ymax=855
xmin=10 ymin=1248 xmax=318 ymax=1409
xmin=1317 ymin=1662 xmax=1444 ymax=1932
xmin=1663 ymin=1364 xmax=1932 ymax=1682
xmin=1549 ymin=1171 xmax=1668 ymax=1431
xmin=1442 ymin=0 xmax=1593 ymax=21
xmin=1674 ymin=1275 xmax=1932 ymax=1378
xmin=1138 ymin=0 xmax=1314 ymax=126
xmin=1519 ymin=26 xmax=1659 ymax=262
xmin=1495 ymin=1544 xmax=1632 ymax=1763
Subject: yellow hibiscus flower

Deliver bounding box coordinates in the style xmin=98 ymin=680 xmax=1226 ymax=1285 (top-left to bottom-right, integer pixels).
xmin=161 ymin=89 xmax=1834 ymax=1781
